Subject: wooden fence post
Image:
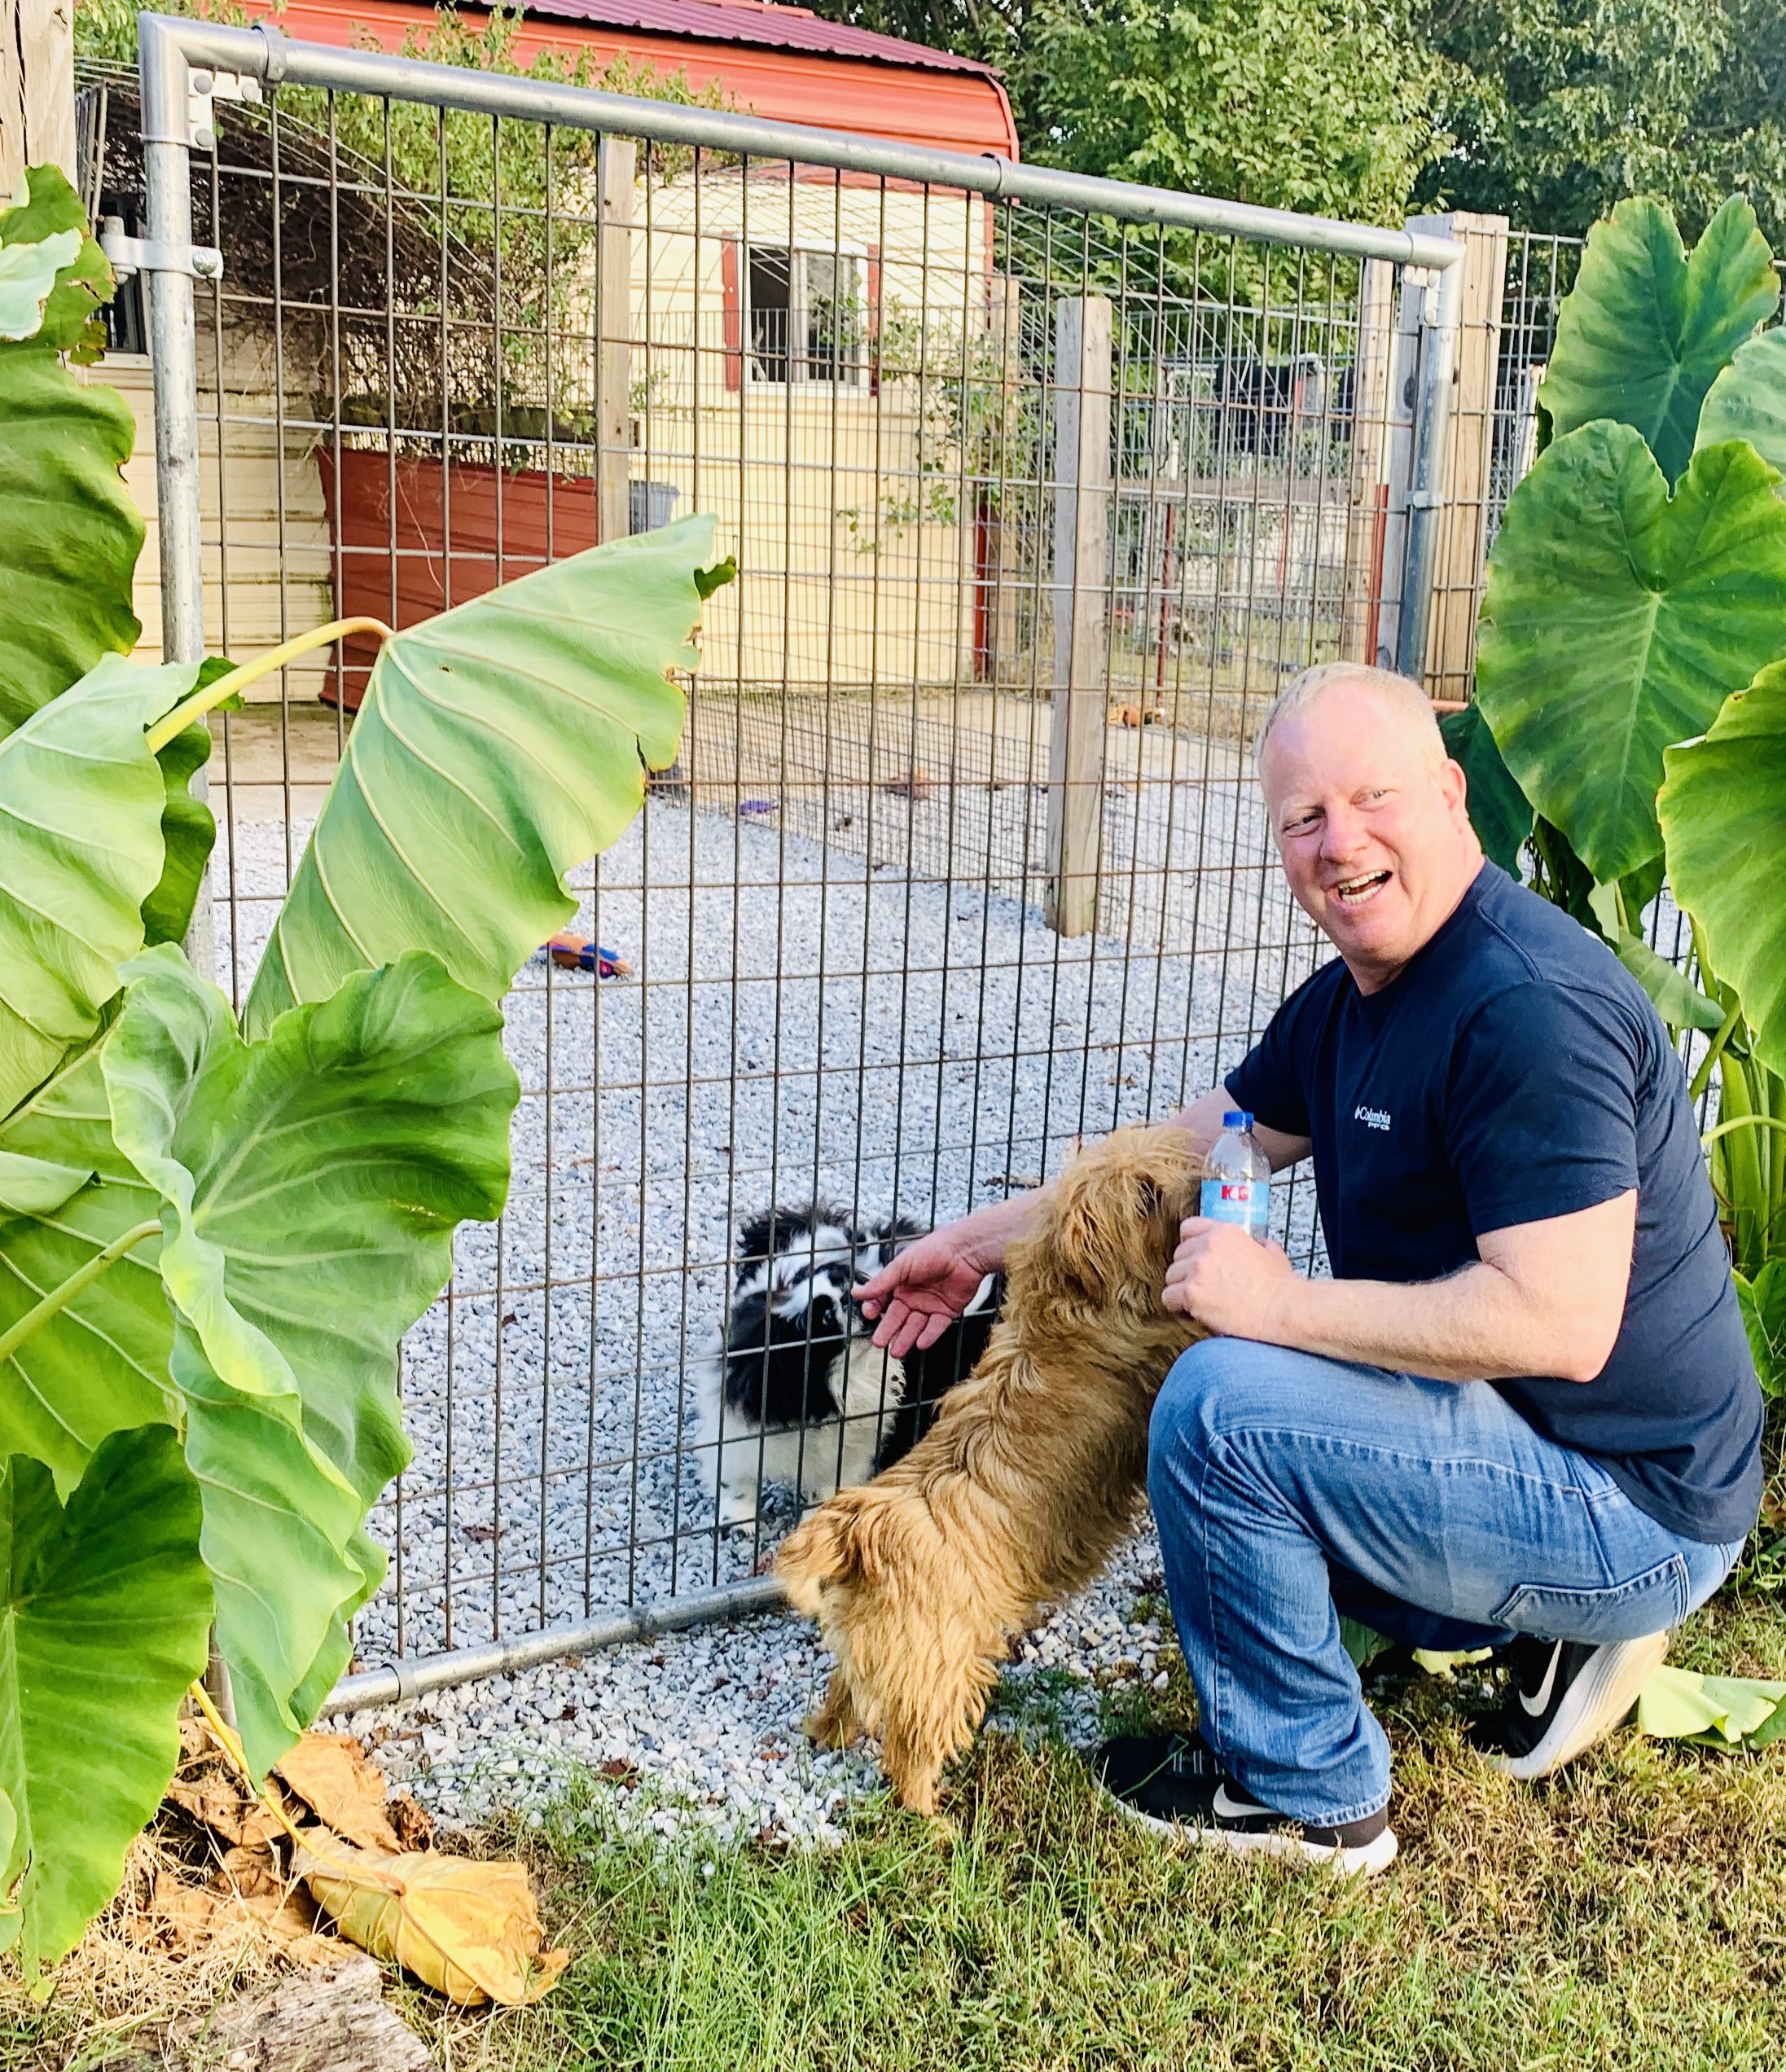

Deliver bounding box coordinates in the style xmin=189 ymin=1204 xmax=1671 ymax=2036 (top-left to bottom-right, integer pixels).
xmin=2 ymin=0 xmax=77 ymax=197
xmin=596 ymin=136 xmax=636 ymax=545
xmin=1046 ymin=293 xmax=1111 ymax=938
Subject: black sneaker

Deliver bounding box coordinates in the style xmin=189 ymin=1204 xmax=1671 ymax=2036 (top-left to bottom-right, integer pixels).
xmin=1468 ymin=1631 xmax=1670 ymax=1780
xmin=1090 ymin=1732 xmax=1399 ymax=1877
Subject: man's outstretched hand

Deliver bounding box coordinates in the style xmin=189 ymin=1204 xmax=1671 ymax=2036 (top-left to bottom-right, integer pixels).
xmin=855 ymin=1228 xmax=995 ymax=1359
xmin=1164 ymin=1216 xmax=1297 ymax=1338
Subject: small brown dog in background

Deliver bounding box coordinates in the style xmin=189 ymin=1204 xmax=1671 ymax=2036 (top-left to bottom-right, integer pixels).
xmin=775 ymin=1123 xmax=1209 ymax=1814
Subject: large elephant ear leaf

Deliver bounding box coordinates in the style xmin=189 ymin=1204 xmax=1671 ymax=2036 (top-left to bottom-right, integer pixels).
xmin=0 ymin=166 xmax=112 ymax=361
xmin=0 ymin=1044 xmax=176 ymax=1493
xmin=1538 ymin=195 xmax=1779 ymax=485
xmin=0 ymin=173 xmax=141 ymax=733
xmin=0 ymin=1425 xmax=213 ymax=1973
xmin=0 ymin=656 xmax=201 ymax=1122
xmin=1696 ymin=329 xmax=1786 ymax=485
xmin=0 ymin=229 xmax=81 ymax=341
xmin=1475 ymin=425 xmax=1786 ymax=885
xmin=1439 ymin=703 xmax=1531 ymax=876
xmin=1660 ymin=661 xmax=1786 ymax=1078
xmin=103 ymin=946 xmax=518 ymax=1774
xmin=243 ymin=516 xmax=734 ymax=1035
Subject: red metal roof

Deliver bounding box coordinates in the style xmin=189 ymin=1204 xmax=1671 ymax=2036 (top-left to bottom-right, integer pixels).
xmin=251 ymin=0 xmax=1020 ymax=156
xmin=500 ymin=0 xmax=1003 ymax=78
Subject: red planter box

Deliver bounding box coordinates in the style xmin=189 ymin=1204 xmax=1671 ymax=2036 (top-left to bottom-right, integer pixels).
xmin=318 ymin=447 xmax=605 ymax=710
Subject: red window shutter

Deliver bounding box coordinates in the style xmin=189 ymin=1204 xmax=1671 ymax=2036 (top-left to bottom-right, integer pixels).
xmin=722 ymin=239 xmax=743 ymax=392
xmin=867 ymin=242 xmax=881 ymax=398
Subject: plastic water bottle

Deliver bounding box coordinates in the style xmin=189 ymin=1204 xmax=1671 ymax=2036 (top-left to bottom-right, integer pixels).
xmin=1200 ymin=1109 xmax=1270 ymax=1242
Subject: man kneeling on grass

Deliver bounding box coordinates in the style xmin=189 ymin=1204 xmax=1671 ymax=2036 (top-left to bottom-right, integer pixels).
xmin=857 ymin=662 xmax=1762 ymax=1877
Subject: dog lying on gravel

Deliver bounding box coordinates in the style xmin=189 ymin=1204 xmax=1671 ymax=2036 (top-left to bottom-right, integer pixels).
xmin=691 ymin=1204 xmax=1002 ymax=1531
xmin=775 ymin=1125 xmax=1207 ymax=1814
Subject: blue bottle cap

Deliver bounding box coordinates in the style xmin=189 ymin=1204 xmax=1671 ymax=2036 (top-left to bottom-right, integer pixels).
xmin=1223 ymin=1109 xmax=1252 ymax=1129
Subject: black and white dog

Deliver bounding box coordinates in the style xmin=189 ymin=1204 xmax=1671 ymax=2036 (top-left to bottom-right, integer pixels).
xmin=692 ymin=1202 xmax=1002 ymax=1530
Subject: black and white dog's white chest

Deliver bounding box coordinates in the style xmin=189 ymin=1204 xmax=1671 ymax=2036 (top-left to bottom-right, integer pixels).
xmin=691 ymin=1202 xmax=1000 ymax=1530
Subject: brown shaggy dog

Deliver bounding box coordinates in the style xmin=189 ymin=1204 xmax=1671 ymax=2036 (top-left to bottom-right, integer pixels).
xmin=775 ymin=1124 xmax=1209 ymax=1814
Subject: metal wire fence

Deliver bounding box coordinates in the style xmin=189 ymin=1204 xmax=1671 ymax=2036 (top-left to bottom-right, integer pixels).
xmin=112 ymin=15 xmax=1478 ymax=1692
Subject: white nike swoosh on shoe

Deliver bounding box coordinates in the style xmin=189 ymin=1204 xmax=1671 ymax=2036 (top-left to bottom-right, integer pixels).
xmin=1212 ymin=1783 xmax=1270 ymax=1820
xmin=1517 ymin=1640 xmax=1564 ymax=1717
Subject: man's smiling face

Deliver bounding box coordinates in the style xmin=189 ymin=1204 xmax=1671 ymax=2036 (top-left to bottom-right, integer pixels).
xmin=1258 ymin=675 xmax=1482 ymax=992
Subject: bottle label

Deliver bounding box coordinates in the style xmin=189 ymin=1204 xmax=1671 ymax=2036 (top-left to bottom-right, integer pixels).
xmin=1200 ymin=1177 xmax=1265 ymax=1236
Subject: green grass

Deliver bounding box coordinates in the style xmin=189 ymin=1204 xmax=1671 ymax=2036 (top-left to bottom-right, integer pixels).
xmin=11 ymin=1586 xmax=1786 ymax=2071
xmin=394 ymin=1585 xmax=1786 ymax=2072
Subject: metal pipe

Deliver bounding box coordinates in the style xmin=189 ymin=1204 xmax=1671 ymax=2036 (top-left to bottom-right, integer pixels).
xmin=319 ymin=1577 xmax=787 ymax=1712
xmin=138 ymin=15 xmax=206 ymax=664
xmin=135 ymin=13 xmax=1463 ymax=273
xmin=137 ymin=11 xmax=216 ymax=983
xmin=1394 ymin=254 xmax=1463 ymax=683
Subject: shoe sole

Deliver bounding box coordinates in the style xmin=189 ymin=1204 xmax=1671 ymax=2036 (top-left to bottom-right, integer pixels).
xmin=1107 ymin=1790 xmax=1400 ymax=1877
xmin=1492 ymin=1630 xmax=1670 ymax=1781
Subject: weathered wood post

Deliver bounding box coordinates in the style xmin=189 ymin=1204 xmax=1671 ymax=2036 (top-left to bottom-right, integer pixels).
xmin=1046 ymin=292 xmax=1112 ymax=937
xmin=2 ymin=0 xmax=77 ymax=195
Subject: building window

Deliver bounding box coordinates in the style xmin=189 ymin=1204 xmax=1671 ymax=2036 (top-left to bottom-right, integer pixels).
xmin=746 ymin=246 xmax=864 ymax=384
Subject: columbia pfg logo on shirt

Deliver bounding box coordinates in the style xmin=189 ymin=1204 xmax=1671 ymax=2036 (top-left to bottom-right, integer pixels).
xmin=1354 ymin=1104 xmax=1392 ymax=1132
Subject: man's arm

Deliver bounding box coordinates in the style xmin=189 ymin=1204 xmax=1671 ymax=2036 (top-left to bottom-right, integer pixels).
xmin=858 ymin=1082 xmax=1299 ymax=1358
xmin=1163 ymin=1086 xmax=1312 ymax=1173
xmin=1164 ymin=1191 xmax=1636 ymax=1383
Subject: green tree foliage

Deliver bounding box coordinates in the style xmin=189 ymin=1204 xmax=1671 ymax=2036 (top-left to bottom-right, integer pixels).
xmin=1413 ymin=0 xmax=1786 ymax=244
xmin=804 ymin=0 xmax=1448 ymax=226
xmin=1007 ymin=0 xmax=1446 ymax=227
xmin=818 ymin=0 xmax=1786 ymax=244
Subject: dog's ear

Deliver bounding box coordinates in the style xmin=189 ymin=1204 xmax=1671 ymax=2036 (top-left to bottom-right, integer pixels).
xmin=1048 ymin=1184 xmax=1116 ymax=1305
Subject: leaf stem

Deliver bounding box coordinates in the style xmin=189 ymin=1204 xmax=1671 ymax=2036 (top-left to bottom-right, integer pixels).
xmin=1701 ymin=1116 xmax=1786 ymax=1148
xmin=186 ymin=1680 xmax=311 ymax=1851
xmin=146 ymin=618 xmax=395 ymax=754
xmin=1689 ymin=999 xmax=1746 ymax=1106
xmin=0 ymin=1219 xmax=161 ymax=1366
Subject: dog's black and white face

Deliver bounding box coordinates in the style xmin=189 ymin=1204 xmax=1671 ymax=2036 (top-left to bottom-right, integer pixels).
xmin=718 ymin=1205 xmax=915 ymax=1433
xmin=692 ymin=1201 xmax=998 ymax=1530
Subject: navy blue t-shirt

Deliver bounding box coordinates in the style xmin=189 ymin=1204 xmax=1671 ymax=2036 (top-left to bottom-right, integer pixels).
xmin=1227 ymin=862 xmax=1762 ymax=1544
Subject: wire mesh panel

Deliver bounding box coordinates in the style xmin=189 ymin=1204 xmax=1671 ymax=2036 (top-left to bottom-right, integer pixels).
xmin=109 ymin=29 xmax=1455 ymax=1675
xmin=1489 ymin=230 xmax=1581 ymax=551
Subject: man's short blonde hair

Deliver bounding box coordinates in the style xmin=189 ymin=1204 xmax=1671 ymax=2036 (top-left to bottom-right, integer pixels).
xmin=1255 ymin=661 xmax=1445 ymax=766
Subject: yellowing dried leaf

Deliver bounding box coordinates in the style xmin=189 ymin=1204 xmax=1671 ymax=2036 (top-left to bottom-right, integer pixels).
xmin=166 ymin=1772 xmax=285 ymax=1851
xmin=388 ymin=1790 xmax=435 ymax=1851
xmin=295 ymin=1840 xmax=570 ymax=2006
xmin=276 ymin=1733 xmax=404 ymax=1853
xmin=148 ymin=1868 xmax=227 ymax=1953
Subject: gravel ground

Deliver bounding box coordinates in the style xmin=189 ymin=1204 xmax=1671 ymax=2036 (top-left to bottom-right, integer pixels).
xmin=215 ymin=769 xmax=1323 ymax=1842
xmin=337 ymin=1529 xmax=1178 ymax=1844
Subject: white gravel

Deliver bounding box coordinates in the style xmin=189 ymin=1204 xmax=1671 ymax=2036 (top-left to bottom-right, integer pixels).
xmin=338 ymin=1530 xmax=1178 ymax=1844
xmin=213 ymin=765 xmax=1323 ymax=1841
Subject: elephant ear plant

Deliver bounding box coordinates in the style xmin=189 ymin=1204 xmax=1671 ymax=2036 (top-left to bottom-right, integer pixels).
xmin=0 ymin=167 xmax=733 ymax=1973
xmin=1457 ymin=193 xmax=1786 ymax=1437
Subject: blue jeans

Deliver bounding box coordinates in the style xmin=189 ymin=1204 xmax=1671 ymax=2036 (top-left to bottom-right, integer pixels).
xmin=1147 ymin=1339 xmax=1745 ymax=1827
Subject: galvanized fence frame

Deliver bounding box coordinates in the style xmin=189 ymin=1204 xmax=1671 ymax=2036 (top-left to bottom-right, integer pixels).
xmin=125 ymin=11 xmax=1466 ymax=1710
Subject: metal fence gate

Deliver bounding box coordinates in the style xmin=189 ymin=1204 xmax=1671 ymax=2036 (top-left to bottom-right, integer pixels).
xmin=114 ymin=11 xmax=1471 ymax=1704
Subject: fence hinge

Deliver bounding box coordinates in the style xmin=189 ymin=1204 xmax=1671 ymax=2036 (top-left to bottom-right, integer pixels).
xmin=186 ymin=67 xmax=264 ymax=152
xmin=100 ymin=218 xmax=225 ymax=283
